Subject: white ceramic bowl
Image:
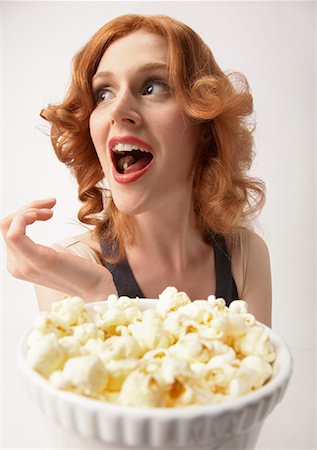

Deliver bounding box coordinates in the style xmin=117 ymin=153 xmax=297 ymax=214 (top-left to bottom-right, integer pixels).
xmin=17 ymin=300 xmax=293 ymax=450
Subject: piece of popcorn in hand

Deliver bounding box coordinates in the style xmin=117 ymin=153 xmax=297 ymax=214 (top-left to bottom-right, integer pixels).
xmin=27 ymin=333 xmax=66 ymax=378
xmin=61 ymin=354 xmax=108 ymax=396
xmin=52 ymin=296 xmax=88 ymax=326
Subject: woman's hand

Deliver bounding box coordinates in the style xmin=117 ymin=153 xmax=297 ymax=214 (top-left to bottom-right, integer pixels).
xmin=1 ymin=198 xmax=111 ymax=302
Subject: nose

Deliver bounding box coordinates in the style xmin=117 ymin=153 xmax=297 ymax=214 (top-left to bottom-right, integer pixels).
xmin=109 ymin=89 xmax=141 ymax=127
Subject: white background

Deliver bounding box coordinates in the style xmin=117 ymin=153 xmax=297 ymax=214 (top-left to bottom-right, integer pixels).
xmin=1 ymin=1 xmax=316 ymax=449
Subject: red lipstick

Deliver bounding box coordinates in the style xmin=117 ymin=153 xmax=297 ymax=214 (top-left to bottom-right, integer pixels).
xmin=108 ymin=136 xmax=154 ymax=184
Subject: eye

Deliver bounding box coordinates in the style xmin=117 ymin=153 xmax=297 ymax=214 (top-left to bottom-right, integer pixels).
xmin=142 ymin=79 xmax=169 ymax=96
xmin=94 ymin=87 xmax=114 ymax=103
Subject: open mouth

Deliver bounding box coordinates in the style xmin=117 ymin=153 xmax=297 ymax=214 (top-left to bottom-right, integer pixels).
xmin=112 ymin=143 xmax=154 ymax=175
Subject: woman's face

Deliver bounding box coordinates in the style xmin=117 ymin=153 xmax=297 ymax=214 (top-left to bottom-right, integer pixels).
xmin=89 ymin=30 xmax=200 ymax=215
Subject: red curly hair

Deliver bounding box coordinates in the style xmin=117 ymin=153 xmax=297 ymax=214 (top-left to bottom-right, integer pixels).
xmin=41 ymin=14 xmax=265 ymax=261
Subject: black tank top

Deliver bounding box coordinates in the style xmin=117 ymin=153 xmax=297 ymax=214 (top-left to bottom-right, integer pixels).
xmin=100 ymin=234 xmax=238 ymax=306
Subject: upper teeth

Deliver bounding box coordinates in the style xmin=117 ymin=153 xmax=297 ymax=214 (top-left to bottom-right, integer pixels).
xmin=112 ymin=143 xmax=148 ymax=153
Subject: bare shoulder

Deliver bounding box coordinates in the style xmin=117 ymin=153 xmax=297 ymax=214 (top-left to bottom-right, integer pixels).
xmin=230 ymin=228 xmax=272 ymax=327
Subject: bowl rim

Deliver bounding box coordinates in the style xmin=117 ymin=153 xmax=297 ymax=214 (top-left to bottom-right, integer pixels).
xmin=17 ymin=299 xmax=293 ymax=418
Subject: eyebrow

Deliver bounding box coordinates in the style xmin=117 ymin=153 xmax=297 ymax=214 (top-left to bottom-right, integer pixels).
xmin=92 ymin=62 xmax=168 ymax=84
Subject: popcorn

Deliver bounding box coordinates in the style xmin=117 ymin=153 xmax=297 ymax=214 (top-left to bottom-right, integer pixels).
xmin=228 ymin=367 xmax=258 ymax=397
xmin=27 ymin=313 xmax=71 ymax=346
xmin=52 ymin=296 xmax=87 ymax=326
xmin=240 ymin=355 xmax=273 ymax=388
xmin=59 ymin=354 xmax=108 ymax=396
xmin=72 ymin=322 xmax=105 ymax=344
xmin=27 ymin=333 xmax=66 ymax=378
xmin=49 ymin=369 xmax=71 ymax=390
xmin=207 ymin=296 xmax=227 ymax=312
xmin=105 ymin=358 xmax=140 ymax=391
xmin=177 ymin=301 xmax=214 ymax=323
xmin=128 ymin=315 xmax=174 ymax=352
xmin=205 ymin=341 xmax=236 ymax=368
xmin=229 ymin=300 xmax=248 ymax=314
xmin=58 ymin=335 xmax=81 ymax=358
xmin=98 ymin=335 xmax=144 ymax=361
xmin=26 ymin=288 xmax=276 ymax=407
xmin=168 ymin=333 xmax=211 ymax=363
xmin=233 ymin=325 xmax=276 ymax=363
xmin=119 ymin=369 xmax=166 ymax=407
xmin=156 ymin=287 xmax=191 ymax=315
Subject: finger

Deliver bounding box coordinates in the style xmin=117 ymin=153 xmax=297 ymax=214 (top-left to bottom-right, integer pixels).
xmin=5 ymin=210 xmax=53 ymax=244
xmin=1 ymin=208 xmax=54 ymax=234
xmin=5 ymin=214 xmax=42 ymax=259
xmin=24 ymin=197 xmax=56 ymax=209
xmin=7 ymin=213 xmax=38 ymax=238
xmin=26 ymin=208 xmax=54 ymax=221
xmin=6 ymin=212 xmax=57 ymax=270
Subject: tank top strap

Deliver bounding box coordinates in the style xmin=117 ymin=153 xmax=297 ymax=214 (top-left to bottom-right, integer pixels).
xmin=100 ymin=235 xmax=238 ymax=304
xmin=209 ymin=233 xmax=239 ymax=305
xmin=99 ymin=239 xmax=144 ymax=298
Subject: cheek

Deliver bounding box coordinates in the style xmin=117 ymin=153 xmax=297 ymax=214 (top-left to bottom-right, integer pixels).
xmin=163 ymin=112 xmax=199 ymax=160
xmin=89 ymin=111 xmax=102 ymax=146
xmin=89 ymin=112 xmax=109 ymax=161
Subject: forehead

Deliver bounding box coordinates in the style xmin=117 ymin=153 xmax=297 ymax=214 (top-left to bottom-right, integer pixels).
xmin=96 ymin=30 xmax=168 ymax=73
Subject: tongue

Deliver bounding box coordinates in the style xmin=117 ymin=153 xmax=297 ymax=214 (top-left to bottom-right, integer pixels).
xmin=119 ymin=153 xmax=152 ymax=174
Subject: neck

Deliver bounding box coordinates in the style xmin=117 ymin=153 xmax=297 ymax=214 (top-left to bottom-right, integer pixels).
xmin=127 ymin=193 xmax=204 ymax=271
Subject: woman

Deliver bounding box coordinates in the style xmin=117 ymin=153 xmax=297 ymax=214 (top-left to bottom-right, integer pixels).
xmin=1 ymin=14 xmax=271 ymax=325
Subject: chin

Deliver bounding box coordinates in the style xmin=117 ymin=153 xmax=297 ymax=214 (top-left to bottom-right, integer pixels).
xmin=111 ymin=194 xmax=150 ymax=217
